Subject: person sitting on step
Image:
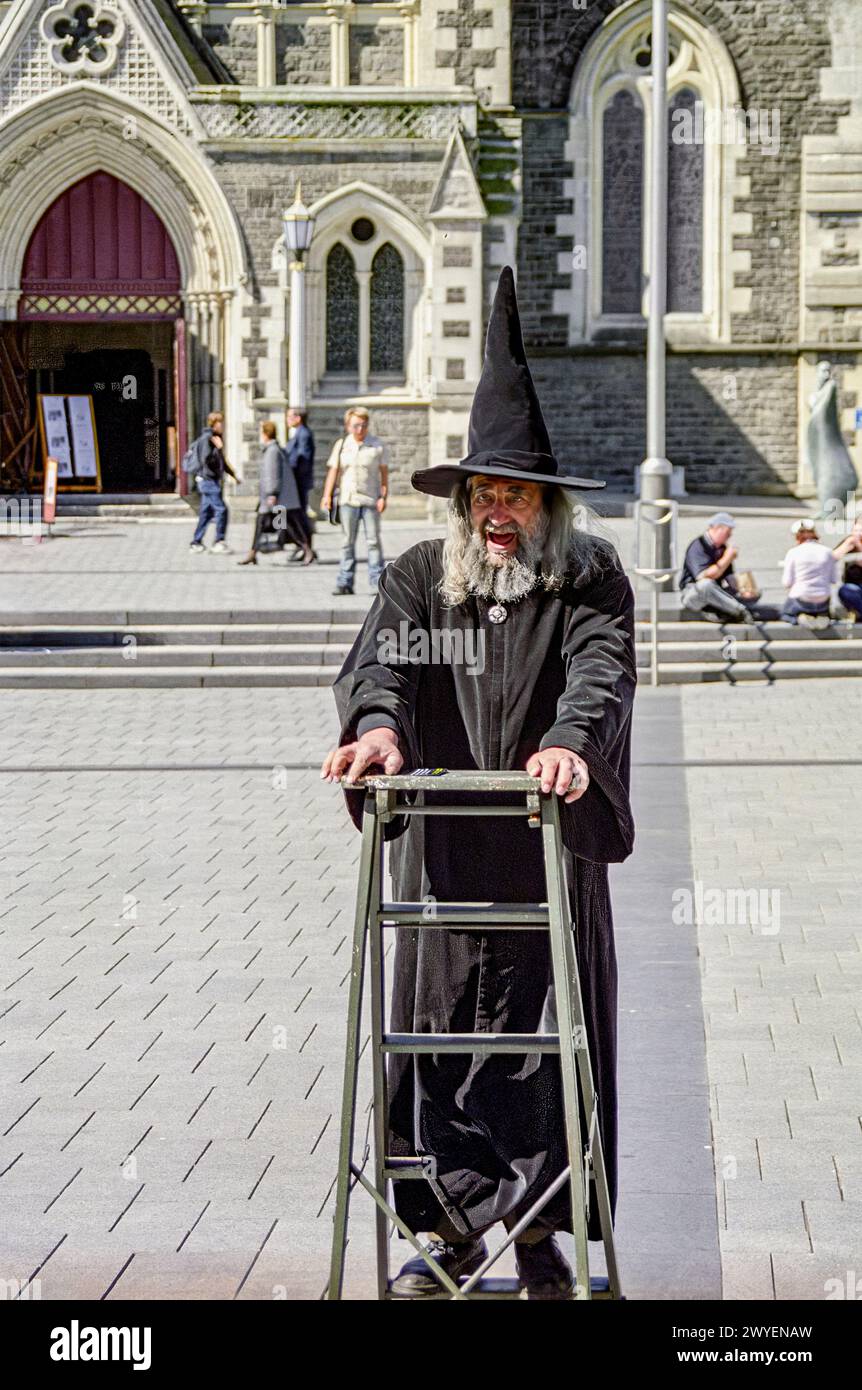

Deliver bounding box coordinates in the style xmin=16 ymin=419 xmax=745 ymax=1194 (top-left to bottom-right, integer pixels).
xmin=833 ymin=516 xmax=862 ymax=621
xmin=780 ymin=520 xmax=838 ymax=629
xmin=678 ymin=512 xmax=756 ymax=624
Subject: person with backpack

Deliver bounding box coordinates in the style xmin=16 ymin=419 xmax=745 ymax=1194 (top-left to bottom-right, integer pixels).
xmin=237 ymin=421 xmax=316 ymax=566
xmin=186 ymin=411 xmax=239 ymax=554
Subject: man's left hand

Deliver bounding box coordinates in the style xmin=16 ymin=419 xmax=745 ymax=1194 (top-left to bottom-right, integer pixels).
xmin=376 ymin=497 xmax=387 ymax=513
xmin=526 ymin=747 xmax=589 ymax=803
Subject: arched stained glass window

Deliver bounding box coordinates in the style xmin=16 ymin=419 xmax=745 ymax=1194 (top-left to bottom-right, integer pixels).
xmin=369 ymin=242 xmax=404 ymax=374
xmin=325 ymin=243 xmax=359 ymax=373
xmin=667 ymin=87 xmax=704 ymax=312
xmin=601 ymin=90 xmax=644 ymax=314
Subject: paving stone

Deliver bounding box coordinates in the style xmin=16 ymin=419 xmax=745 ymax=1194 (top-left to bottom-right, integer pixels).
xmin=719 ymin=1252 xmax=776 ymax=1301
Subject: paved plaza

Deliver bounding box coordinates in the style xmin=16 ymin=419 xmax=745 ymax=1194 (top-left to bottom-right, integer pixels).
xmin=0 ymin=500 xmax=835 ymax=617
xmin=0 ymin=511 xmax=859 ymax=1301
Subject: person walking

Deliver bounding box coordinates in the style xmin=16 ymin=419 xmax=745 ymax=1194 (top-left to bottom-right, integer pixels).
xmin=189 ymin=411 xmax=239 ymax=554
xmin=238 ymin=421 xmax=315 ymax=566
xmin=320 ymin=407 xmax=388 ymax=596
xmin=285 ymin=408 xmax=316 ymax=563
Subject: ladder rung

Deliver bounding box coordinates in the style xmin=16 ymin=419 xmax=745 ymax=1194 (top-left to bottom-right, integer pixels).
xmin=379 ymin=902 xmax=550 ymax=928
xmin=382 ymin=1155 xmax=437 ymax=1180
xmin=386 ymin=1276 xmax=612 ymax=1300
xmin=382 ymin=1031 xmax=560 ymax=1055
xmin=381 ymin=804 xmax=531 ymax=817
xmin=388 ymin=1277 xmax=526 ymax=1300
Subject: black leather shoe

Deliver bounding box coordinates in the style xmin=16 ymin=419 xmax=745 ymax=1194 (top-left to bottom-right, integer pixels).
xmin=390 ymin=1237 xmax=488 ymax=1298
xmin=332 ymin=585 xmax=353 ymax=596
xmin=514 ymin=1235 xmax=575 ymax=1300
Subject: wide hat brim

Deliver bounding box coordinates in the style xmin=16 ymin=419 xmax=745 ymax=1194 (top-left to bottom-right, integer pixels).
xmin=411 ymin=451 xmax=606 ymax=498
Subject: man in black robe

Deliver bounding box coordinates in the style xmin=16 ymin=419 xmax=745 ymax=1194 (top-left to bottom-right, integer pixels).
xmin=321 ymin=267 xmax=637 ymax=1298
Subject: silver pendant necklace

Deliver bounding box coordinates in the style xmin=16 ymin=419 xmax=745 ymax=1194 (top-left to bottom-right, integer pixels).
xmin=488 ymin=603 xmax=507 ymax=624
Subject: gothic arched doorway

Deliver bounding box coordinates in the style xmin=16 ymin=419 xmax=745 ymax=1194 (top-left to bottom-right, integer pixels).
xmin=15 ymin=172 xmax=185 ymax=492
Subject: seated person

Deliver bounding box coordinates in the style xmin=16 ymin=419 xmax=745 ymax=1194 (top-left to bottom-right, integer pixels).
xmin=678 ymin=512 xmax=754 ymax=623
xmin=833 ymin=517 xmax=862 ymax=620
xmin=780 ymin=520 xmax=838 ymax=628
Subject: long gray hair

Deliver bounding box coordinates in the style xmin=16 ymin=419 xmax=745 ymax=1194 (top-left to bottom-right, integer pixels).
xmin=438 ymin=479 xmax=619 ymax=608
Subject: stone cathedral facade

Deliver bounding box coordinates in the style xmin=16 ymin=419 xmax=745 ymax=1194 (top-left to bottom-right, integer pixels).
xmin=0 ymin=0 xmax=859 ymax=506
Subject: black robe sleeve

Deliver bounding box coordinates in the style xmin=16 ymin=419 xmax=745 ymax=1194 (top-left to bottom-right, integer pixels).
xmin=332 ymin=545 xmax=430 ymax=835
xmin=539 ymin=556 xmax=637 ymax=866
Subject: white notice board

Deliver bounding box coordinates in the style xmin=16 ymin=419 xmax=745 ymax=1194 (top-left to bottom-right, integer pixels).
xmin=39 ymin=395 xmax=73 ymax=478
xmin=67 ymin=395 xmax=99 ymax=478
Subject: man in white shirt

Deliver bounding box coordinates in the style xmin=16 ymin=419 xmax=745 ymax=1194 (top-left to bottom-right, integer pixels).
xmin=781 ymin=520 xmax=838 ymax=628
xmin=321 ymin=407 xmax=389 ymax=596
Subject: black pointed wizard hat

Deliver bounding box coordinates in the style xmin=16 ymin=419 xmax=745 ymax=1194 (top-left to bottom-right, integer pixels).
xmin=411 ymin=265 xmax=604 ymax=497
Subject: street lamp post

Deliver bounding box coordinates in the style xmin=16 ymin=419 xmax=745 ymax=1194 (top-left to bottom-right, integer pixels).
xmin=640 ymin=0 xmax=673 ymax=583
xmin=283 ymin=181 xmax=316 ymax=412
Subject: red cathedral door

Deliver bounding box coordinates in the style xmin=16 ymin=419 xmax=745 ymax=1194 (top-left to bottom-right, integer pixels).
xmin=18 ymin=172 xmax=185 ymax=492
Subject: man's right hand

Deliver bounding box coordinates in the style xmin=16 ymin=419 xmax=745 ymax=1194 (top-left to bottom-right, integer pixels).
xmin=321 ymin=728 xmax=403 ymax=785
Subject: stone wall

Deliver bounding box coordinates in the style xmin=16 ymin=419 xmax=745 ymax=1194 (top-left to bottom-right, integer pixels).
xmin=348 ymin=25 xmax=404 ymax=87
xmin=208 ymin=156 xmax=441 ymax=438
xmin=511 ymin=0 xmax=849 ymax=349
xmin=517 ymin=116 xmax=571 ymax=349
xmin=201 ymin=22 xmax=257 ymax=86
xmin=297 ymin=405 xmax=429 ymax=503
xmin=277 ymin=24 xmax=331 ymax=85
xmin=531 ymin=352 xmax=802 ymax=493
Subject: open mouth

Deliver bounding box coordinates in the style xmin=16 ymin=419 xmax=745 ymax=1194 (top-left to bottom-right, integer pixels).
xmin=485 ymin=528 xmax=519 ymax=552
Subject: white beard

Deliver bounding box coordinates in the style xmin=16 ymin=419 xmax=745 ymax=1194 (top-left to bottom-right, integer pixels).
xmin=459 ymin=515 xmax=550 ymax=602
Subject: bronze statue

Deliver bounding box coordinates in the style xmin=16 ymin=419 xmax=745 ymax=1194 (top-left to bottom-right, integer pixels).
xmin=806 ymin=361 xmax=858 ymax=520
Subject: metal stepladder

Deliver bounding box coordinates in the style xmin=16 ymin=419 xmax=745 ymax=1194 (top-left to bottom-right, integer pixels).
xmin=326 ymin=770 xmax=622 ymax=1301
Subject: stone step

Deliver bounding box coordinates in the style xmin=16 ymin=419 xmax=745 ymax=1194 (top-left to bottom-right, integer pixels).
xmin=0 ymin=624 xmax=362 ymax=648
xmin=0 ymin=666 xmax=337 ymax=689
xmin=654 ymin=660 xmax=862 ymax=683
xmin=0 ymin=607 xmax=370 ymax=627
xmin=635 ymin=640 xmax=862 ymax=664
xmin=634 ymin=620 xmax=859 ymax=641
xmin=0 ymin=643 xmax=352 ymax=667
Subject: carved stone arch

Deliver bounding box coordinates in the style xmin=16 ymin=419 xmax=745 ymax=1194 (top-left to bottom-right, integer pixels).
xmin=560 ymin=0 xmax=743 ymax=346
xmin=305 ymin=183 xmax=431 ymax=398
xmin=0 ymin=84 xmax=249 ymax=461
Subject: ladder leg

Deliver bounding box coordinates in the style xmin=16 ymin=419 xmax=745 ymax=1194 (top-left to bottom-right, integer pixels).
xmin=367 ymin=813 xmax=390 ymax=1299
xmin=587 ymin=1107 xmax=623 ymax=1299
xmin=327 ymin=798 xmax=380 ymax=1300
xmin=540 ymin=794 xmax=591 ymax=1300
xmin=561 ymin=862 xmax=623 ymax=1299
xmin=544 ymin=796 xmax=624 ymax=1299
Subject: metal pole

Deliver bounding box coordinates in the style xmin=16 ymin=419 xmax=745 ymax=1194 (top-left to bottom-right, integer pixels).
xmin=641 ymin=0 xmax=672 ymax=582
xmin=288 ymin=257 xmax=307 ymax=411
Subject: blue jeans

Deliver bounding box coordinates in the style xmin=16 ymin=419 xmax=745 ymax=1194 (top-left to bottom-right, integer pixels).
xmin=780 ymin=596 xmax=830 ymax=624
xmin=336 ymin=504 xmax=385 ymax=589
xmin=838 ymin=582 xmax=862 ymax=616
xmin=193 ymin=479 xmax=228 ymax=545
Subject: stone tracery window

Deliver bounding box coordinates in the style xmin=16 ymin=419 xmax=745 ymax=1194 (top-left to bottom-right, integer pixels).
xmin=667 ymin=87 xmax=704 ymax=313
xmin=599 ymin=38 xmax=704 ymax=318
xmin=41 ymin=0 xmax=126 ymax=76
xmin=601 ymin=91 xmax=644 ymax=315
xmin=569 ymin=4 xmax=740 ymax=342
xmin=369 ymin=242 xmax=404 ymax=374
xmin=325 ymin=243 xmax=359 ymax=373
